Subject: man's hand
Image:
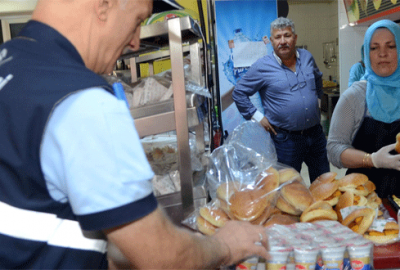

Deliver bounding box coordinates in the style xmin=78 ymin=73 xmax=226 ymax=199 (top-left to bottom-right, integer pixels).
xmin=260 ymin=117 xmax=277 ymax=135
xmin=371 ymin=143 xmax=400 ymax=170
xmin=212 ymin=220 xmax=270 ymax=266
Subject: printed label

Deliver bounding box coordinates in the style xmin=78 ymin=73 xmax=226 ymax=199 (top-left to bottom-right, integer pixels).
xmin=266 ymin=263 xmax=287 ymax=270
xmin=351 ymin=258 xmax=371 ymax=270
xmin=295 ymin=262 xmax=316 ymax=270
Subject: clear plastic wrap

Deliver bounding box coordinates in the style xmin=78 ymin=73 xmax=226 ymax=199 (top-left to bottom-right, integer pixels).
xmin=130 ymin=74 xmax=173 ymax=108
xmin=225 ymin=120 xmax=277 ymax=163
xmin=182 ymin=140 xmax=312 ymax=232
xmin=141 ymin=133 xmax=203 ymax=175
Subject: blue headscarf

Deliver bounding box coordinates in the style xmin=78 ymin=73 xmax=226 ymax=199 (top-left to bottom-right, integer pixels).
xmin=363 ymin=19 xmax=400 ymax=123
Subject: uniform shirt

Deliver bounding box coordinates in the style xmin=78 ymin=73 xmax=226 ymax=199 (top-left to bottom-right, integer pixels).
xmin=41 ymin=88 xmax=155 ymax=216
xmin=0 ymin=20 xmax=157 ymax=269
xmin=232 ymin=49 xmax=323 ymax=131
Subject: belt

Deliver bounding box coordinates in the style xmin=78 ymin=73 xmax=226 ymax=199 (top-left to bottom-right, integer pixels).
xmin=274 ymin=124 xmax=319 ymax=135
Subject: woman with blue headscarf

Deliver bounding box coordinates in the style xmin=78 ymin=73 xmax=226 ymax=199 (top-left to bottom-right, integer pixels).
xmin=348 ymin=45 xmax=365 ymax=87
xmin=328 ymin=19 xmax=400 ymax=198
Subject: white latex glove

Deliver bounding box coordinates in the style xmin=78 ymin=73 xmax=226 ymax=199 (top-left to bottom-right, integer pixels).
xmin=371 ymin=143 xmax=400 ymax=170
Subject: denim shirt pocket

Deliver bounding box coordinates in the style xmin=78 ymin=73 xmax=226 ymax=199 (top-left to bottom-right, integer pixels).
xmin=304 ymin=73 xmax=316 ymax=91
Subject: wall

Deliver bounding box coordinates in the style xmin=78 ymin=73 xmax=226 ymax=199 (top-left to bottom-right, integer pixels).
xmin=0 ymin=0 xmax=37 ymax=16
xmin=288 ymin=1 xmax=338 ymax=82
xmin=338 ymin=0 xmax=367 ymax=93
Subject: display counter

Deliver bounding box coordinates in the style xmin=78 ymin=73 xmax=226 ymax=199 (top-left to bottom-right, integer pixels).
xmin=373 ymin=199 xmax=400 ymax=269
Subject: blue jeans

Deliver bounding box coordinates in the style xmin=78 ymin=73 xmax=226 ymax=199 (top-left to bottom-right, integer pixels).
xmin=271 ymin=124 xmax=330 ymax=183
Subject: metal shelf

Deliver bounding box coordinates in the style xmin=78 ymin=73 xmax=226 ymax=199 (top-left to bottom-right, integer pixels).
xmin=120 ymin=16 xmax=202 ymax=59
xmin=121 ymin=17 xmax=207 ymax=223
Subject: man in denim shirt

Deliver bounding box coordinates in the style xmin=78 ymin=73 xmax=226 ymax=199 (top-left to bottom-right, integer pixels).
xmin=233 ymin=17 xmax=330 ymax=183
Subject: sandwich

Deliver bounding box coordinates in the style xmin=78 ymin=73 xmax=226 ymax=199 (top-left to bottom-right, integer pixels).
xmin=341 ymin=207 xmax=375 ymax=235
xmin=335 ymin=191 xmax=368 ymax=222
xmin=309 ymin=171 xmax=337 ymax=192
xmin=310 ymin=181 xmax=341 ymax=206
xmin=364 ymin=221 xmax=399 ymax=244
xmin=338 ymin=173 xmax=369 ymax=196
xmin=300 ymin=201 xmax=338 ymax=223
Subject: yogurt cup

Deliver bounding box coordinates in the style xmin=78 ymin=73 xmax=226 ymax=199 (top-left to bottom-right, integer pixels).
xmin=321 ymin=244 xmax=346 ymax=270
xmin=267 ymin=249 xmax=290 ymax=270
xmin=348 ymin=242 xmax=373 ymax=270
xmin=293 ymin=246 xmax=319 ymax=270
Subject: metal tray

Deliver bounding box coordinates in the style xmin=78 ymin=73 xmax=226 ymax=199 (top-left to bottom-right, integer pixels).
xmin=388 ymin=195 xmax=400 ymax=212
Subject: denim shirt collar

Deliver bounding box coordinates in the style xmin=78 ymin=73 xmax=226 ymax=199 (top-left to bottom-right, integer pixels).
xmin=273 ymin=50 xmax=300 ymax=66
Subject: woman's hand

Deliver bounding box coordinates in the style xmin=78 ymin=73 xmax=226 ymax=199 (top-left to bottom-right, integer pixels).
xmin=371 ymin=143 xmax=400 ymax=170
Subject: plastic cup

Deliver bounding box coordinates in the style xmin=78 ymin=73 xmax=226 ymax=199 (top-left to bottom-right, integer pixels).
xmin=321 ymin=244 xmax=346 ymax=270
xmin=267 ymin=249 xmax=290 ymax=270
xmin=348 ymin=242 xmax=373 ymax=270
xmin=293 ymin=246 xmax=319 ymax=270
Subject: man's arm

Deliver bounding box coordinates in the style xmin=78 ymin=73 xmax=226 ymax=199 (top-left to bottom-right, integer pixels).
xmin=105 ymin=207 xmax=269 ymax=269
xmin=232 ymin=61 xmax=266 ymax=120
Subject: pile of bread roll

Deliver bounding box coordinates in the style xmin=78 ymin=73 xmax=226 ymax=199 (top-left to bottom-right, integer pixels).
xmin=196 ymin=168 xmax=399 ymax=245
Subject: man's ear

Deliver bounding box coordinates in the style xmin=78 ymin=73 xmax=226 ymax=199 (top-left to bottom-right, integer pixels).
xmin=96 ymin=0 xmax=113 ymax=21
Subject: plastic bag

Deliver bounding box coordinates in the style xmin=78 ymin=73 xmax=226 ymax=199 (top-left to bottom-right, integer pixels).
xmin=206 ymin=142 xmax=275 ymax=200
xmin=141 ymin=133 xmax=203 ymax=175
xmin=131 ymin=75 xmax=173 ymax=108
xmin=225 ymin=120 xmax=277 ymax=163
xmin=182 ymin=140 xmax=312 ymax=232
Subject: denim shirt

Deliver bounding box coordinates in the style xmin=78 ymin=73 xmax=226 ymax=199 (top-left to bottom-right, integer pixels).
xmin=232 ymin=49 xmax=323 ymax=131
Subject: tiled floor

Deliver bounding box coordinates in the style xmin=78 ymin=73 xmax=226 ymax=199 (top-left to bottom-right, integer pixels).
xmin=300 ymin=162 xmax=347 ymax=187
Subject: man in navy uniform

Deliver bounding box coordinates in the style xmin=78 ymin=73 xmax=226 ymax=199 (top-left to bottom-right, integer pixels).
xmin=0 ymin=0 xmax=269 ymax=269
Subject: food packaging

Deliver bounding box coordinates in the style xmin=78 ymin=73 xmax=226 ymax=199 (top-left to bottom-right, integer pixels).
xmin=141 ymin=133 xmax=202 ymax=175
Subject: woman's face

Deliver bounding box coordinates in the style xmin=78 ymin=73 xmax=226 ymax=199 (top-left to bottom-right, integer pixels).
xmin=369 ymin=28 xmax=398 ymax=77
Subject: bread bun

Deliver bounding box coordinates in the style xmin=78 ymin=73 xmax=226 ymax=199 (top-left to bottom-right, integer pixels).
xmin=250 ymin=206 xmax=280 ymax=225
xmin=395 ymin=132 xmax=400 ymax=153
xmin=278 ymin=168 xmax=301 ymax=184
xmin=276 ymin=195 xmax=302 ymax=215
xmin=310 ymin=181 xmax=340 ymax=206
xmin=196 ymin=216 xmax=217 ymax=236
xmin=264 ymin=213 xmax=299 ymax=227
xmin=229 ymin=189 xmax=269 ymax=221
xmin=341 ymin=207 xmax=375 ymax=235
xmin=216 ymin=181 xmax=240 ymax=213
xmin=255 ymin=167 xmax=280 ymax=194
xmin=364 ymin=221 xmax=399 ymax=244
xmin=338 ymin=173 xmax=369 ymax=196
xmin=300 ymin=201 xmax=337 ymax=223
xmin=281 ymin=181 xmax=314 ymax=212
xmin=199 ymin=205 xmax=230 ymax=228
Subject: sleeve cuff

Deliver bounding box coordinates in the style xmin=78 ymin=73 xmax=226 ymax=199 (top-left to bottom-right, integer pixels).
xmin=251 ymin=110 xmax=264 ymax=122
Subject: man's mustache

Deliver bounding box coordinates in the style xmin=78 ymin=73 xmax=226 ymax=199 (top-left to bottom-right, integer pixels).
xmin=278 ymin=44 xmax=290 ymax=49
